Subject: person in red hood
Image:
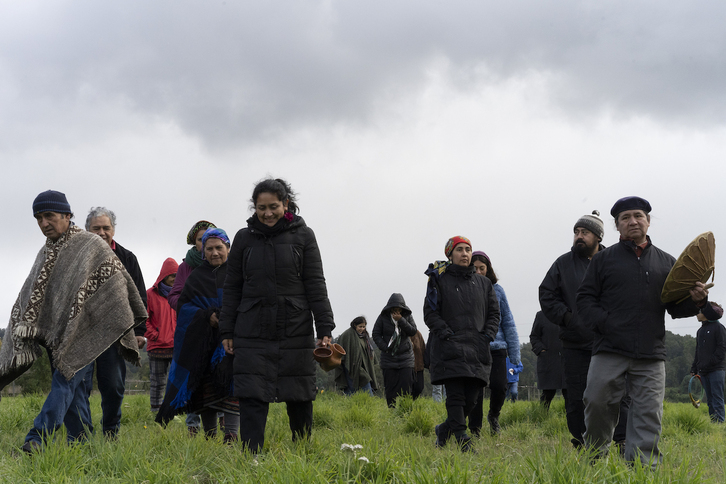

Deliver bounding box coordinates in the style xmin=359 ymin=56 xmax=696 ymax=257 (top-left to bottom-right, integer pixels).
xmin=146 ymin=258 xmax=179 ymax=413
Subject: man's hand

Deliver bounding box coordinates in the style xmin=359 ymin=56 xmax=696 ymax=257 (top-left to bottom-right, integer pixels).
xmin=136 ymin=336 xmax=146 ymax=350
xmin=316 ymin=336 xmax=332 ymax=347
xmin=210 ymin=312 xmax=219 ymax=328
xmin=390 ymin=308 xmax=403 ymax=322
xmin=223 ymin=339 xmax=234 ymax=355
xmin=690 ymin=281 xmax=709 ymax=304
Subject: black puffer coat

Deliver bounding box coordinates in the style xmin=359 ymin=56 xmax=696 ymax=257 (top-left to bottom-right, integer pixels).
xmin=424 ymin=263 xmax=500 ymax=385
xmin=539 ymin=246 xmax=604 ymax=350
xmin=577 ymin=238 xmax=700 ymax=360
xmin=371 ymin=293 xmax=417 ymax=370
xmin=219 ymin=214 xmax=335 ymax=402
xmin=529 ymin=311 xmax=566 ymax=390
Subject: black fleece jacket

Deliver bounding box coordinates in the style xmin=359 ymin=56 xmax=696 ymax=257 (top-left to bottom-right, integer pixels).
xmin=577 ymin=237 xmax=701 ymax=360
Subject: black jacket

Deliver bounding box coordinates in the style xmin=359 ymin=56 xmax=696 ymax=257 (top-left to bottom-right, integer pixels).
xmin=691 ymin=320 xmax=726 ymax=374
xmin=371 ymin=293 xmax=417 ymax=370
xmin=424 ymin=263 xmax=500 ymax=385
xmin=219 ymin=214 xmax=334 ymax=402
xmin=577 ymin=238 xmax=701 ymax=360
xmin=529 ymin=311 xmax=565 ymax=390
xmin=539 ymin=246 xmax=604 ymax=350
xmin=113 ymin=241 xmax=147 ymax=336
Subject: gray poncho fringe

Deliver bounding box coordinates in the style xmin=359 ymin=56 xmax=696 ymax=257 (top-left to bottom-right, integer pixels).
xmin=0 ymin=225 xmax=148 ymax=390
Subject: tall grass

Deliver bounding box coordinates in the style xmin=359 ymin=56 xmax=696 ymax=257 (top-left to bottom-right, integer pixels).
xmin=0 ymin=392 xmax=723 ymax=483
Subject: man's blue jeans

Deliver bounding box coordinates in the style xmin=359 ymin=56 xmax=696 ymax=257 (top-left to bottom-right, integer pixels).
xmin=25 ymin=363 xmax=94 ymax=445
xmin=701 ymin=370 xmax=725 ymax=423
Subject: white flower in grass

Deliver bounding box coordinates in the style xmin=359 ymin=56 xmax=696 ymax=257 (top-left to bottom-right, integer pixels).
xmin=358 ymin=456 xmax=370 ymax=464
xmin=341 ymin=443 xmax=364 ymax=453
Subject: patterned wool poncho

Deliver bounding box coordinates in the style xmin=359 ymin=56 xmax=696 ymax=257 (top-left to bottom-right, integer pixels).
xmin=0 ymin=225 xmax=147 ymax=390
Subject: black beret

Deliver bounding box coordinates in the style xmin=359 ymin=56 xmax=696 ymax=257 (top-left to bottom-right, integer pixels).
xmin=610 ymin=196 xmax=652 ymax=218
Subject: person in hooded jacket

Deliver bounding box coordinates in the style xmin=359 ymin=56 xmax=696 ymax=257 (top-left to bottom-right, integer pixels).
xmin=372 ymin=293 xmax=417 ymax=408
xmin=425 ymin=236 xmax=500 ymax=451
xmin=219 ymin=178 xmax=335 ymax=454
xmin=145 ymin=258 xmax=179 ymax=412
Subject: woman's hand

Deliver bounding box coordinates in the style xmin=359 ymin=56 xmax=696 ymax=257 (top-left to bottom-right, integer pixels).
xmin=316 ymin=336 xmax=331 ymax=347
xmin=210 ymin=312 xmax=219 ymax=328
xmin=223 ymin=339 xmax=234 ymax=355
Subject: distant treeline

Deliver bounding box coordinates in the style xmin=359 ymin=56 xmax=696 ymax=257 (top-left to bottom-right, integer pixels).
xmin=1 ymin=330 xmax=696 ymax=403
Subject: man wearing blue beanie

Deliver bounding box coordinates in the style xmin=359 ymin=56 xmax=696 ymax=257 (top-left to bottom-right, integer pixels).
xmin=0 ymin=190 xmax=147 ymax=454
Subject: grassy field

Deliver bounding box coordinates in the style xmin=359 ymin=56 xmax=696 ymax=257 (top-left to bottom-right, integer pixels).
xmin=0 ymin=392 xmax=724 ymax=483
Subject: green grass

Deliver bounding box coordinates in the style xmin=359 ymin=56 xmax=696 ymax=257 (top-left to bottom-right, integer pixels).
xmin=0 ymin=392 xmax=724 ymax=483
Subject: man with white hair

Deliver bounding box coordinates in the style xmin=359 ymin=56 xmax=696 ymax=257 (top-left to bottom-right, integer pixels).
xmin=86 ymin=207 xmax=148 ymax=438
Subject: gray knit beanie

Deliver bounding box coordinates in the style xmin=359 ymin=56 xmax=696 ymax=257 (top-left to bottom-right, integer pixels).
xmin=574 ymin=210 xmax=604 ymax=240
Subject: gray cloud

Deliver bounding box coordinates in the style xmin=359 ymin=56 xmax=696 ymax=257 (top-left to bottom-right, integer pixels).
xmin=2 ymin=1 xmax=726 ymax=150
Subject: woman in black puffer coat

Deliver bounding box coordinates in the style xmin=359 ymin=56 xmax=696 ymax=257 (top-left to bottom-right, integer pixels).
xmin=219 ymin=178 xmax=335 ymax=454
xmin=424 ymin=236 xmax=500 ymax=451
xmin=372 ymin=293 xmax=417 ymax=407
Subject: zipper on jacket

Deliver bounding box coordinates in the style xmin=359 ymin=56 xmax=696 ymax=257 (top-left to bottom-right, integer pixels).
xmin=293 ymin=247 xmax=302 ymax=277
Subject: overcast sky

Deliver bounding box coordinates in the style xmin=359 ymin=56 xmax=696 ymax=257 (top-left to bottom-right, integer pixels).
xmin=2 ymin=1 xmax=725 ymax=343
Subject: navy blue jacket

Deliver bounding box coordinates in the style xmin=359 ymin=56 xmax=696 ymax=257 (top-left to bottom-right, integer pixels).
xmin=691 ymin=320 xmax=726 ymax=374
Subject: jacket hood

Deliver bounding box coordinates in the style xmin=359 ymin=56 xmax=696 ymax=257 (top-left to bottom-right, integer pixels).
xmin=154 ymin=257 xmax=179 ymax=289
xmin=382 ymin=293 xmax=411 ymax=316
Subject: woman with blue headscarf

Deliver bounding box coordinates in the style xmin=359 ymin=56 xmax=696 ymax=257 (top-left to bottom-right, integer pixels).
xmin=156 ymin=228 xmax=239 ymax=442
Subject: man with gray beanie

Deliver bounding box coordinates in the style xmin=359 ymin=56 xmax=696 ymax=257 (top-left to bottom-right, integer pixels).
xmin=577 ymin=196 xmax=709 ymax=468
xmin=539 ymin=210 xmax=606 ymax=449
xmin=0 ymin=190 xmax=146 ymax=453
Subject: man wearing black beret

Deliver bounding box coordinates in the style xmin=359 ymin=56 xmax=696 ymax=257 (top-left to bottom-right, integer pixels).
xmin=577 ymin=196 xmax=709 ymax=469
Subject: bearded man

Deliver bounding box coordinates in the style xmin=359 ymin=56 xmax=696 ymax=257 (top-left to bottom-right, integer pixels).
xmin=539 ymin=210 xmax=607 ymax=448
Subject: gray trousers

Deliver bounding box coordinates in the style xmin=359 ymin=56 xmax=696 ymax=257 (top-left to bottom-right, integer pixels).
xmin=583 ymin=352 xmax=665 ymax=469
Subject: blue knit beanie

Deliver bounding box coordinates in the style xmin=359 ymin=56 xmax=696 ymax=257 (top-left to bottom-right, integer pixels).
xmin=33 ymin=190 xmax=72 ymax=216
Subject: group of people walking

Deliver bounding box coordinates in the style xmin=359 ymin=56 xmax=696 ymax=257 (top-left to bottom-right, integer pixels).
xmin=0 ymin=185 xmax=720 ymax=471
xmin=538 ymin=197 xmax=716 ymax=469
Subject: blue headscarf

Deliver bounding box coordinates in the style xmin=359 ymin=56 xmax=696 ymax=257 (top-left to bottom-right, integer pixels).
xmin=201 ymin=228 xmax=230 ymax=259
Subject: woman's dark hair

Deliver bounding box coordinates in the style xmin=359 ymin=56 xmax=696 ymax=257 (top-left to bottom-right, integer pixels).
xmin=250 ymin=178 xmax=299 ymax=214
xmin=350 ymin=316 xmax=367 ymax=329
xmin=472 ymin=254 xmax=498 ymax=285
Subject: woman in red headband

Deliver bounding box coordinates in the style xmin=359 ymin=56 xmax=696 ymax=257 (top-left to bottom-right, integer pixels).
xmin=424 ymin=236 xmax=501 ymax=451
